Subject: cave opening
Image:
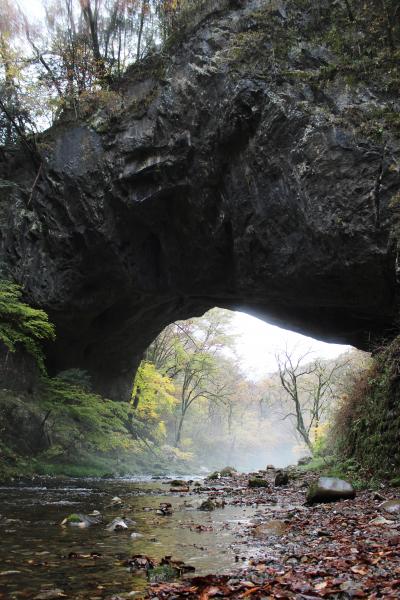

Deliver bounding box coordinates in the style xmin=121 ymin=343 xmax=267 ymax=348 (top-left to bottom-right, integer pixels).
xmin=127 ymin=307 xmax=354 ymax=472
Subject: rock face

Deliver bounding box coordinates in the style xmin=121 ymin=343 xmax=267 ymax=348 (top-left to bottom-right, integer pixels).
xmin=1 ymin=0 xmax=400 ymax=399
xmin=307 ymin=477 xmax=356 ymax=504
xmin=0 ymin=390 xmax=50 ymax=455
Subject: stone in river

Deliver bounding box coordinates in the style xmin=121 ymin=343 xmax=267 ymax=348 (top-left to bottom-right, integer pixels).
xmin=306 ymin=477 xmax=356 ymax=504
xmin=110 ymin=496 xmax=123 ymax=506
xmin=106 ymin=518 xmax=129 ymax=532
xmin=198 ymin=499 xmax=215 ymax=511
xmin=252 ymin=520 xmax=288 ymax=537
xmin=61 ymin=513 xmax=102 ymax=528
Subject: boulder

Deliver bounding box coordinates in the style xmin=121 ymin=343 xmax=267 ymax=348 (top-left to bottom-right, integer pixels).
xmin=274 ymin=470 xmax=289 ymax=486
xmin=307 ymin=477 xmax=356 ymax=504
xmin=379 ymin=499 xmax=400 ymax=514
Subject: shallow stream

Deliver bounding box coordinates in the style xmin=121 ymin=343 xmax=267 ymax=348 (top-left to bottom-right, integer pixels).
xmin=0 ymin=476 xmax=259 ymax=599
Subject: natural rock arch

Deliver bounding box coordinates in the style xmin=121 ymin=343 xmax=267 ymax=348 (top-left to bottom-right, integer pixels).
xmin=1 ymin=0 xmax=399 ymax=400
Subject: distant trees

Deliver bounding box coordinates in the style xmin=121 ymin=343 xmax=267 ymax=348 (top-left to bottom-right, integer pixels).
xmin=141 ymin=309 xmax=239 ymax=447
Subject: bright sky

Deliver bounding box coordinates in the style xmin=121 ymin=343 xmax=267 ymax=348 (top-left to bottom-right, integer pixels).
xmin=233 ymin=311 xmax=350 ymax=380
xmin=19 ymin=0 xmax=45 ymax=20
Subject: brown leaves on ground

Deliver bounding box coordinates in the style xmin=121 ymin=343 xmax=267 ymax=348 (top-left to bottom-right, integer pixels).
xmin=145 ymin=470 xmax=400 ymax=599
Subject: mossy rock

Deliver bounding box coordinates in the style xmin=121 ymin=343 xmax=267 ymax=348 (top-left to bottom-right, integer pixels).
xmin=248 ymin=478 xmax=269 ymax=488
xmin=65 ymin=513 xmax=82 ymax=523
xmin=206 ymin=471 xmax=221 ymax=480
xmin=220 ymin=466 xmax=237 ymax=477
xmin=169 ymin=479 xmax=187 ymax=486
xmin=198 ymin=499 xmax=215 ymax=511
xmin=147 ymin=565 xmax=177 ymax=583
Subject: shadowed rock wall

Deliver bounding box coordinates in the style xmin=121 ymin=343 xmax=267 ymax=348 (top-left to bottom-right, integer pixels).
xmin=1 ymin=0 xmax=400 ymax=399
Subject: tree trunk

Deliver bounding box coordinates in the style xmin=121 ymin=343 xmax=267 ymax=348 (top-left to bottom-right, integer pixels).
xmin=175 ymin=413 xmax=185 ymax=447
xmin=80 ymin=0 xmax=106 ymax=79
xmin=136 ymin=0 xmax=147 ymax=61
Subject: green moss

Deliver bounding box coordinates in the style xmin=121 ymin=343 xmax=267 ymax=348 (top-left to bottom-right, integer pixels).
xmin=198 ymin=498 xmax=215 ymax=511
xmin=66 ymin=513 xmax=82 ymax=523
xmin=248 ymin=477 xmax=268 ymax=488
xmin=206 ymin=471 xmax=221 ymax=480
xmin=333 ymin=336 xmax=400 ymax=480
xmin=220 ymin=466 xmax=236 ymax=477
xmin=147 ymin=565 xmax=177 ymax=583
xmin=127 ymin=87 xmax=160 ymax=118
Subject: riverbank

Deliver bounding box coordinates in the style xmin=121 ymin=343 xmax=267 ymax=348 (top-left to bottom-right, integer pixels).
xmin=144 ymin=469 xmax=400 ymax=599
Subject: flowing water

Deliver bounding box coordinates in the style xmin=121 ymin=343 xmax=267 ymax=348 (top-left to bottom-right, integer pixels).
xmin=0 ymin=477 xmax=259 ymax=599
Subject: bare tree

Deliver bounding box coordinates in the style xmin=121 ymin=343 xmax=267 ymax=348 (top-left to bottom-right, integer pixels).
xmin=276 ymin=348 xmax=346 ymax=452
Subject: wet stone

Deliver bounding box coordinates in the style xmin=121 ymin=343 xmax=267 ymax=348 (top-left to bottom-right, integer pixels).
xmin=306 ymin=477 xmax=356 ymax=504
xmin=198 ymin=499 xmax=215 ymax=511
xmin=61 ymin=512 xmax=103 ymax=528
xmin=252 ymin=520 xmax=288 ymax=538
xmin=379 ymin=499 xmax=400 ymax=514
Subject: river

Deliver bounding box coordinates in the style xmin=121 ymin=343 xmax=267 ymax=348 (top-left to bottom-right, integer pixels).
xmin=0 ymin=476 xmax=259 ymax=599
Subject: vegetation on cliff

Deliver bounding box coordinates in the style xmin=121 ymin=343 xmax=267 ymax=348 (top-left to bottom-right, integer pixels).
xmin=0 ymin=279 xmax=55 ymax=372
xmin=332 ymin=336 xmax=400 ymax=483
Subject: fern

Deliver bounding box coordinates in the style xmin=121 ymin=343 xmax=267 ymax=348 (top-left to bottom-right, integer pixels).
xmin=0 ymin=279 xmax=55 ymax=372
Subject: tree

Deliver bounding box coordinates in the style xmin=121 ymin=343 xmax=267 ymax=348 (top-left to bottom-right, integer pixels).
xmin=276 ymin=348 xmax=346 ymax=452
xmin=144 ymin=309 xmax=238 ymax=447
xmin=0 ymin=0 xmax=38 ymax=152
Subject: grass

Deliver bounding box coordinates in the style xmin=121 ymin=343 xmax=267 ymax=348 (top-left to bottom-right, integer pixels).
xmin=33 ymin=462 xmax=113 ymax=478
xmin=297 ymin=455 xmax=379 ymax=490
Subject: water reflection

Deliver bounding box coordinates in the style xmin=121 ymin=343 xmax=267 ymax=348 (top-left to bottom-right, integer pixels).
xmin=0 ymin=477 xmax=258 ymax=599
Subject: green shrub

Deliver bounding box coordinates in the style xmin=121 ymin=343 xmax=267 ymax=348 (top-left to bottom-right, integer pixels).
xmin=0 ymin=279 xmax=55 ymax=372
